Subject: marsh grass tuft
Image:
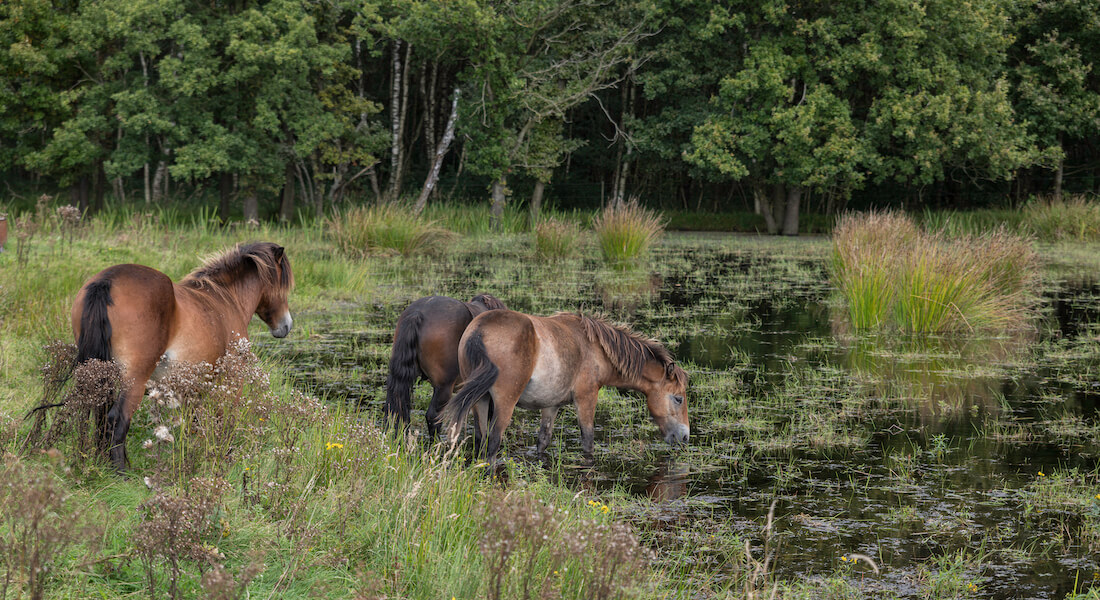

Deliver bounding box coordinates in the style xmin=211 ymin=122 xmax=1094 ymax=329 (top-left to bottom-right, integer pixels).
xmin=831 ymin=211 xmax=1039 ymax=333
xmin=533 ymin=217 xmax=584 ymax=259
xmin=592 ymin=200 xmax=664 ymax=267
xmin=329 ymin=204 xmax=453 ymax=256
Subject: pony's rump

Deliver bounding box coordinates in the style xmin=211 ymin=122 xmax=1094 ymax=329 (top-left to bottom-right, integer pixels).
xmin=443 ymin=331 xmax=499 ymax=436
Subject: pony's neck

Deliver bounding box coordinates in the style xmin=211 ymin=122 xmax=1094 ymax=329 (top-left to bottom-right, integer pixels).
xmin=601 ymin=356 xmax=660 ymax=394
xmin=219 ymin=274 xmax=265 ymax=336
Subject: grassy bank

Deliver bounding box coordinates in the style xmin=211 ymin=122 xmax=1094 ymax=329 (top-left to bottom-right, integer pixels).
xmin=0 ymin=211 xmax=668 ymax=600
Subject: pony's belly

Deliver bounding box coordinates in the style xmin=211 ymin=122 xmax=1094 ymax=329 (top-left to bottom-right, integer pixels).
xmin=518 ymin=375 xmax=570 ymax=409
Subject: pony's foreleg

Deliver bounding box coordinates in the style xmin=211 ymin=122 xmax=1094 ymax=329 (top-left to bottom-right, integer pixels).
xmin=575 ymin=389 xmax=598 ymax=457
xmin=425 ymin=381 xmax=455 ymax=440
xmin=537 ymin=407 xmax=560 ymax=455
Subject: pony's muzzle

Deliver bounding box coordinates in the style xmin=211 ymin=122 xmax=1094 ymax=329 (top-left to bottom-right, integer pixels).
xmin=664 ymin=424 xmax=690 ymax=446
xmin=271 ymin=313 xmax=293 ymax=338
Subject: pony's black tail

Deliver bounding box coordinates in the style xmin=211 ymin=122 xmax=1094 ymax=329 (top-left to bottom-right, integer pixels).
xmin=76 ymin=279 xmax=113 ymax=364
xmin=73 ymin=278 xmax=115 ymax=451
xmin=384 ymin=311 xmax=423 ymax=428
xmin=442 ymin=331 xmax=499 ymax=442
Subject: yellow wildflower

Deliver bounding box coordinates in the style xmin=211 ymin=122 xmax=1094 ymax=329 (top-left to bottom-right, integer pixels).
xmin=326 ymin=442 xmax=344 ymax=450
xmin=1038 ymin=471 xmax=1045 ymax=477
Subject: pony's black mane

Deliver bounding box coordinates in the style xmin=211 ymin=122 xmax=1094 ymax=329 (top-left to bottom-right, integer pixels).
xmin=181 ymin=242 xmax=293 ymax=292
xmin=578 ymin=314 xmax=687 ymax=386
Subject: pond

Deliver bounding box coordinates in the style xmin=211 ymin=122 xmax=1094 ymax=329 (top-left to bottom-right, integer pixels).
xmin=257 ymin=234 xmax=1100 ymax=599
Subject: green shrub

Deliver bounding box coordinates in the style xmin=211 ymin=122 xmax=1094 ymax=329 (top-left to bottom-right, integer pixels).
xmin=831 ymin=211 xmax=1039 ymax=333
xmin=592 ymin=200 xmax=664 ymax=266
xmin=533 ymin=218 xmax=583 ymax=259
xmin=329 ymin=204 xmax=453 ymax=256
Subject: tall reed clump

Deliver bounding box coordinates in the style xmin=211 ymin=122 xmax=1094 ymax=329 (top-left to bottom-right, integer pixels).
xmin=831 ymin=212 xmax=1039 ymax=333
xmin=329 ymin=204 xmax=452 ymax=256
xmin=533 ymin=217 xmax=584 ymax=259
xmin=592 ymin=200 xmax=664 ymax=267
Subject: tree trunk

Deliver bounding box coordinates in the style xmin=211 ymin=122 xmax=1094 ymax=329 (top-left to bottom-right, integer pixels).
xmin=91 ymin=163 xmax=106 ymax=213
xmin=387 ymin=40 xmax=403 ymax=202
xmin=243 ymin=189 xmax=259 ymax=223
xmin=768 ymin=183 xmax=785 ymax=235
xmin=151 ymin=161 xmax=167 ymax=204
xmin=490 ymin=178 xmax=507 ymax=230
xmin=72 ymin=176 xmax=90 ymax=214
xmin=280 ymin=163 xmax=296 ymax=223
xmin=529 ymin=180 xmax=545 ymax=227
xmin=1053 ymin=135 xmax=1064 ymax=202
xmin=219 ymin=173 xmax=234 ymax=223
xmin=414 ymin=88 xmax=460 ymax=215
xmin=782 ymin=185 xmax=802 ymax=236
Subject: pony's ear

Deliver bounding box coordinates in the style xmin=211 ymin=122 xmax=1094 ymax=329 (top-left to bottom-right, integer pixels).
xmin=272 ymin=245 xmax=285 ymax=260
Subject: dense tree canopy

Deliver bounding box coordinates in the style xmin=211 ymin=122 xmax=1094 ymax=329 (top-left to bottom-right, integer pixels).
xmin=2 ymin=0 xmax=1099 ymax=231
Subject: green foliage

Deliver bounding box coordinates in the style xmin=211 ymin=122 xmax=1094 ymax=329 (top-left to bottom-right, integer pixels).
xmin=593 ymin=200 xmax=665 ymax=266
xmin=831 ymin=212 xmax=1040 ymax=333
xmin=329 ymin=204 xmax=452 ymax=256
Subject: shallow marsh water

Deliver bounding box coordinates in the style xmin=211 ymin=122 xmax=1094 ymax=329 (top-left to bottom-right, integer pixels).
xmin=258 ymin=234 xmax=1100 ymax=599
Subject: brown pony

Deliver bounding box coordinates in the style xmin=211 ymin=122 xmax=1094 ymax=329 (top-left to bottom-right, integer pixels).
xmin=384 ymin=294 xmax=507 ymax=436
xmin=443 ymin=311 xmax=689 ymax=459
xmin=71 ymin=242 xmax=293 ymax=471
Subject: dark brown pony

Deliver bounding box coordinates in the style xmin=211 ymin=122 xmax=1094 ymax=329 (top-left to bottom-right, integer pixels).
xmin=443 ymin=311 xmax=689 ymax=459
xmin=384 ymin=294 xmax=507 ymax=436
xmin=71 ymin=242 xmax=294 ymax=470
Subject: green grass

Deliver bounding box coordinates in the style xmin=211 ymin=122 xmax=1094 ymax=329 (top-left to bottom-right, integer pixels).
xmin=593 ymin=200 xmax=665 ymax=266
xmin=831 ymin=211 xmax=1040 ymax=333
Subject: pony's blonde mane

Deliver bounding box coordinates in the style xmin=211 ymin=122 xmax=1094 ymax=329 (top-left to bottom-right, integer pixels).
xmin=577 ymin=314 xmax=687 ymax=386
xmin=181 ymin=242 xmax=293 ymax=301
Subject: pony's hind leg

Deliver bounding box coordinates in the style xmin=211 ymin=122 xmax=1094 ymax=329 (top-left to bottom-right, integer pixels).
xmin=108 ymin=363 xmax=157 ymax=472
xmin=537 ymin=407 xmax=561 ymax=455
xmin=425 ymin=380 xmax=455 ymax=440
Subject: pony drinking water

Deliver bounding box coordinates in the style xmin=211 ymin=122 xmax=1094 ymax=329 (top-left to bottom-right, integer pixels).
xmin=70 ymin=242 xmax=293 ymax=471
xmin=443 ymin=310 xmax=689 ymax=460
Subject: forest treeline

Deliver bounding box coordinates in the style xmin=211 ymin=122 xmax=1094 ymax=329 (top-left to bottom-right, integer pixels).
xmin=2 ymin=0 xmax=1099 ymax=232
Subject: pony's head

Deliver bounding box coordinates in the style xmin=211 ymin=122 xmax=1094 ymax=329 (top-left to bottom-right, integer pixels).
xmin=581 ymin=315 xmax=690 ymax=445
xmin=469 ymin=293 xmax=507 ymax=311
xmin=247 ymin=243 xmax=294 ymax=338
xmin=643 ymin=360 xmax=690 ymax=445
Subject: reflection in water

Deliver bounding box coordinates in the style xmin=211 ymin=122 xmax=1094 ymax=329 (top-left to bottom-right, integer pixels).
xmin=645 ymin=461 xmax=689 ymax=503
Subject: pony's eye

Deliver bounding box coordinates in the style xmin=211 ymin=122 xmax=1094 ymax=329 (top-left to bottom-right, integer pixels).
xmin=672 ymin=395 xmax=684 ymax=405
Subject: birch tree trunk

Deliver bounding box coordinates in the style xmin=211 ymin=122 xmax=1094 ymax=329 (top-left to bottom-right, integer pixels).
xmin=529 ymin=180 xmax=545 ymax=227
xmin=387 ymin=40 xmax=403 ymax=202
xmin=243 ymin=188 xmax=259 ymax=223
xmin=490 ymin=178 xmax=507 ymax=230
xmin=414 ymin=88 xmax=460 ymax=215
xmin=1054 ymin=134 xmax=1064 ymax=202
